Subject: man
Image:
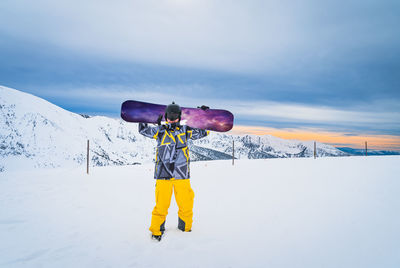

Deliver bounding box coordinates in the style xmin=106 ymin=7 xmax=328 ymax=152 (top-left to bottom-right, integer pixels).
xmin=139 ymin=102 xmax=209 ymax=241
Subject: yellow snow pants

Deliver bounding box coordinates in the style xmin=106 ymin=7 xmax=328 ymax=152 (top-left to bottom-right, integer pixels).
xmin=149 ymin=179 xmax=195 ymax=236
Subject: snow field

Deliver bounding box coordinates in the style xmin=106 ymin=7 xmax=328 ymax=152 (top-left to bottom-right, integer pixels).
xmin=0 ymin=156 xmax=399 ymax=267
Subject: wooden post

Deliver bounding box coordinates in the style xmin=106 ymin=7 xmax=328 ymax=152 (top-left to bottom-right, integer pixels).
xmin=87 ymin=140 xmax=89 ymax=174
xmin=232 ymin=140 xmax=235 ymax=165
xmin=314 ymin=141 xmax=316 ymax=159
xmin=365 ymin=141 xmax=368 ymax=156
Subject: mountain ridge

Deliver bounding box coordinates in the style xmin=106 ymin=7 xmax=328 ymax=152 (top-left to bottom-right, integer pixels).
xmin=337 ymin=147 xmax=400 ymax=156
xmin=0 ymin=85 xmax=347 ymax=172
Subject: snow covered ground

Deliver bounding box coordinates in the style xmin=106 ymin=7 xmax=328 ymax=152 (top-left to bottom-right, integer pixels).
xmin=1 ymin=156 xmax=399 ymax=268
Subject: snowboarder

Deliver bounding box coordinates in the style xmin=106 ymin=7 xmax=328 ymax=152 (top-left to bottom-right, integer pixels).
xmin=139 ymin=102 xmax=209 ymax=241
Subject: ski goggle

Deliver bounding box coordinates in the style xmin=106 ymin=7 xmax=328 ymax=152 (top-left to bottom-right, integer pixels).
xmin=166 ymin=112 xmax=180 ymax=121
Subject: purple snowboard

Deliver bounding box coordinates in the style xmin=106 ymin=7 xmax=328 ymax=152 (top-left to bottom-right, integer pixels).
xmin=121 ymin=100 xmax=234 ymax=132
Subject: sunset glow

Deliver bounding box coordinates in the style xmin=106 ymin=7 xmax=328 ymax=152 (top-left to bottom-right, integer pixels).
xmin=231 ymin=125 xmax=400 ymax=151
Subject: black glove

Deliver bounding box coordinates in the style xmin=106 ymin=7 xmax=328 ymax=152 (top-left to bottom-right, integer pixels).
xmin=198 ymin=105 xmax=210 ymax=111
xmin=157 ymin=114 xmax=163 ymax=125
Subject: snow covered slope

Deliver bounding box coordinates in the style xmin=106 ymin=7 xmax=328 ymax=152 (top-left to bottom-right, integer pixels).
xmin=0 ymin=86 xmax=346 ymax=172
xmin=338 ymin=147 xmax=400 ymax=156
xmin=0 ymin=86 xmax=158 ymax=172
xmin=192 ymin=132 xmax=345 ymax=159
xmin=0 ymin=156 xmax=399 ymax=267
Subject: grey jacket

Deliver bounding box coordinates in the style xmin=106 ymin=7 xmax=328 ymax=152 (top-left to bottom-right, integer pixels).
xmin=139 ymin=123 xmax=209 ymax=180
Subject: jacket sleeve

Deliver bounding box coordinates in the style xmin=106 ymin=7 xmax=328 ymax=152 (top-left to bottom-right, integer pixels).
xmin=139 ymin=123 xmax=160 ymax=139
xmin=187 ymin=126 xmax=209 ymax=140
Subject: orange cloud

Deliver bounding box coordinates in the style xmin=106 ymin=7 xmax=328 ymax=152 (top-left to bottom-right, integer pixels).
xmin=230 ymin=125 xmax=400 ymax=151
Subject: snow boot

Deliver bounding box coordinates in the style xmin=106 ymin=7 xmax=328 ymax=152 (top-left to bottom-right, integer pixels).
xmin=178 ymin=217 xmax=192 ymax=232
xmin=151 ymin=234 xmax=162 ymax=241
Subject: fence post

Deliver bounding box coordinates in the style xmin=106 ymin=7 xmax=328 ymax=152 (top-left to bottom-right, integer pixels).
xmin=314 ymin=141 xmax=316 ymax=159
xmin=87 ymin=140 xmax=89 ymax=174
xmin=365 ymin=141 xmax=368 ymax=156
xmin=232 ymin=140 xmax=235 ymax=165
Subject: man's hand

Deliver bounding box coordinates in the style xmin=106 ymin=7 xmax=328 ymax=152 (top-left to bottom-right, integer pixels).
xmin=157 ymin=114 xmax=163 ymax=125
xmin=198 ymin=105 xmax=210 ymax=111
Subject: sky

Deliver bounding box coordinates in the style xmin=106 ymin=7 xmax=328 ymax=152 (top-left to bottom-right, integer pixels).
xmin=1 ymin=0 xmax=399 ymax=150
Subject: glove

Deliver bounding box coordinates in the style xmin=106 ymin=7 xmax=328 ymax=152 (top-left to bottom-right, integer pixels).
xmin=198 ymin=105 xmax=210 ymax=111
xmin=157 ymin=114 xmax=163 ymax=125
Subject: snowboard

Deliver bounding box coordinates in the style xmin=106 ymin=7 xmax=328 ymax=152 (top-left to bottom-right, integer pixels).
xmin=121 ymin=100 xmax=234 ymax=132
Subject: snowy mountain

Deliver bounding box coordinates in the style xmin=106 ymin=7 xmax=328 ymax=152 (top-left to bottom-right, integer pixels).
xmin=192 ymin=133 xmax=346 ymax=160
xmin=337 ymin=147 xmax=400 ymax=156
xmin=0 ymin=86 xmax=346 ymax=172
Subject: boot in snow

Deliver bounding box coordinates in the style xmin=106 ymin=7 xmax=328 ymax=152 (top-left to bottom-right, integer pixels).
xmin=152 ymin=234 xmax=162 ymax=241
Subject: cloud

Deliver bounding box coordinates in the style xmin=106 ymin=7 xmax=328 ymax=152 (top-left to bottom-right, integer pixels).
xmin=34 ymin=85 xmax=400 ymax=135
xmin=1 ymin=0 xmax=399 ymax=112
xmin=1 ymin=0 xmax=399 ymax=75
xmin=232 ymin=100 xmax=400 ymax=126
xmin=1 ymin=0 xmax=399 ymax=137
xmin=342 ymin=134 xmax=359 ymax=137
xmin=230 ymin=125 xmax=400 ymax=151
